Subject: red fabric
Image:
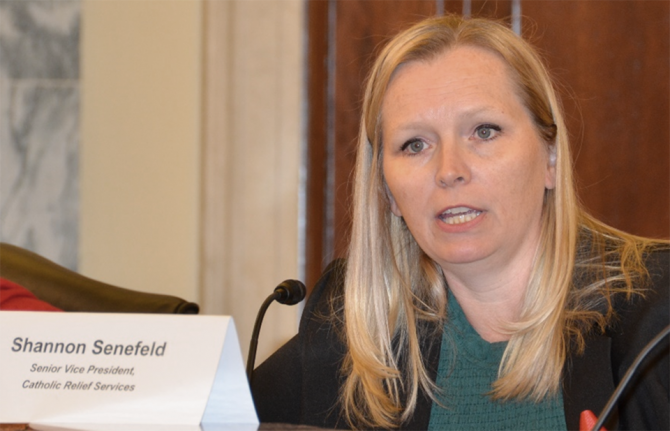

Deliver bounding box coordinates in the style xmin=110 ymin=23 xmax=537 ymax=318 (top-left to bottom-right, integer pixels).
xmin=0 ymin=278 xmax=62 ymax=311
xmin=580 ymin=410 xmax=607 ymax=431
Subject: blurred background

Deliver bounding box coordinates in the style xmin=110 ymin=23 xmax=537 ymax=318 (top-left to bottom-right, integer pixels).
xmin=1 ymin=0 xmax=667 ymax=364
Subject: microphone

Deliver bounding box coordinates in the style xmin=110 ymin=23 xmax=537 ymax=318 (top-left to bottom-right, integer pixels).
xmin=246 ymin=279 xmax=307 ymax=382
xmin=274 ymin=279 xmax=307 ymax=305
xmin=589 ymin=324 xmax=670 ymax=431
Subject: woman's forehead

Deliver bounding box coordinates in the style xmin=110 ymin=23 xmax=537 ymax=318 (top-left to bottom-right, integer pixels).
xmin=380 ymin=46 xmax=524 ymax=127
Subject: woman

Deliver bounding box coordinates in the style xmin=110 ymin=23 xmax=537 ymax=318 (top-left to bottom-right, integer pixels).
xmin=251 ymin=15 xmax=669 ymax=430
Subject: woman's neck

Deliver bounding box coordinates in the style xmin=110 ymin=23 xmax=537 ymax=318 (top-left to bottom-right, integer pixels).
xmin=441 ymin=243 xmax=539 ymax=343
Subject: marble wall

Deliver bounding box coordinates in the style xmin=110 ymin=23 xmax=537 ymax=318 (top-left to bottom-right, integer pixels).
xmin=0 ymin=0 xmax=80 ymax=270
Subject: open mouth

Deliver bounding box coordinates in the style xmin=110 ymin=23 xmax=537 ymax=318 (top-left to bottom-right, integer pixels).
xmin=438 ymin=206 xmax=483 ymax=225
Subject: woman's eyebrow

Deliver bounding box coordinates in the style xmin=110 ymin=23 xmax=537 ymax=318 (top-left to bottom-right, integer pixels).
xmin=455 ymin=105 xmax=503 ymax=119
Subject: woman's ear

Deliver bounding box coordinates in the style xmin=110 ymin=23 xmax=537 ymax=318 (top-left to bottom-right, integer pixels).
xmin=548 ymin=148 xmax=556 ymax=167
xmin=386 ymin=186 xmax=403 ymax=217
xmin=545 ymin=146 xmax=557 ymax=190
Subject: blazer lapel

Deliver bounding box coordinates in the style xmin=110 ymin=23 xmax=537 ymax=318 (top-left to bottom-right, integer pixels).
xmin=562 ymin=333 xmax=616 ymax=430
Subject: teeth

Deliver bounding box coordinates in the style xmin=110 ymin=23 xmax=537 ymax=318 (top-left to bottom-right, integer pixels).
xmin=444 ymin=206 xmax=471 ymax=215
xmin=440 ymin=208 xmax=482 ymax=225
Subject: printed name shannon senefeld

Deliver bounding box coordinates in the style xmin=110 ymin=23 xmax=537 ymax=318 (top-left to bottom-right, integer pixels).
xmin=11 ymin=338 xmax=167 ymax=356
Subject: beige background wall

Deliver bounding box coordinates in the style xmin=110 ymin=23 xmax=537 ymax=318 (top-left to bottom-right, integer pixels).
xmin=80 ymin=0 xmax=202 ymax=300
xmin=200 ymin=0 xmax=305 ymax=364
xmin=80 ymin=0 xmax=304 ymax=363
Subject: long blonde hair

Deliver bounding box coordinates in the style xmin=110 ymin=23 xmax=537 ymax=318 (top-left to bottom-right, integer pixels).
xmin=342 ymin=14 xmax=664 ymax=429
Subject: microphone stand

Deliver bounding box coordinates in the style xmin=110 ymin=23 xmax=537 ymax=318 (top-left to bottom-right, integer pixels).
xmin=246 ymin=280 xmax=306 ymax=383
xmin=590 ymin=324 xmax=670 ymax=431
xmin=247 ymin=291 xmax=280 ymax=380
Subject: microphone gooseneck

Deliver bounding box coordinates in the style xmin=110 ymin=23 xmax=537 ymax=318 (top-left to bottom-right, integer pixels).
xmin=590 ymin=324 xmax=670 ymax=431
xmin=246 ymin=279 xmax=307 ymax=382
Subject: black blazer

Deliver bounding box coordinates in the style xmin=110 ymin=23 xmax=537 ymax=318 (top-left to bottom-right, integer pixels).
xmin=251 ymin=252 xmax=669 ymax=430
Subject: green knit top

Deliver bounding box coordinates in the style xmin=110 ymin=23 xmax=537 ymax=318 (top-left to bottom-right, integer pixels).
xmin=428 ymin=292 xmax=567 ymax=430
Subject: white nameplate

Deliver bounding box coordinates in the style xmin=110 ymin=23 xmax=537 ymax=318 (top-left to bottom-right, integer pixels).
xmin=0 ymin=311 xmax=258 ymax=429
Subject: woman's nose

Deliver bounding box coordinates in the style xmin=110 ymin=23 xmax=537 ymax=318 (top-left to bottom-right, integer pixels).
xmin=434 ymin=143 xmax=471 ymax=188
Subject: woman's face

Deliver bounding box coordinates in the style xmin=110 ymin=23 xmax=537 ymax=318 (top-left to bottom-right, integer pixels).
xmin=381 ymin=46 xmax=556 ymax=275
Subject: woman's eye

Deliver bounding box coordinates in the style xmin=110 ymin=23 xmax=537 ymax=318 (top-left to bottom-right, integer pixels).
xmin=401 ymin=139 xmax=426 ymax=154
xmin=474 ymin=124 xmax=501 ymax=140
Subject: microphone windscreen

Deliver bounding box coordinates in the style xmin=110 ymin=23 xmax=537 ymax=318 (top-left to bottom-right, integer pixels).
xmin=274 ymin=280 xmax=306 ymax=305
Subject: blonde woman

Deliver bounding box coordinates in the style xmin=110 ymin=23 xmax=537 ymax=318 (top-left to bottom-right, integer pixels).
xmin=251 ymin=15 xmax=669 ymax=430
